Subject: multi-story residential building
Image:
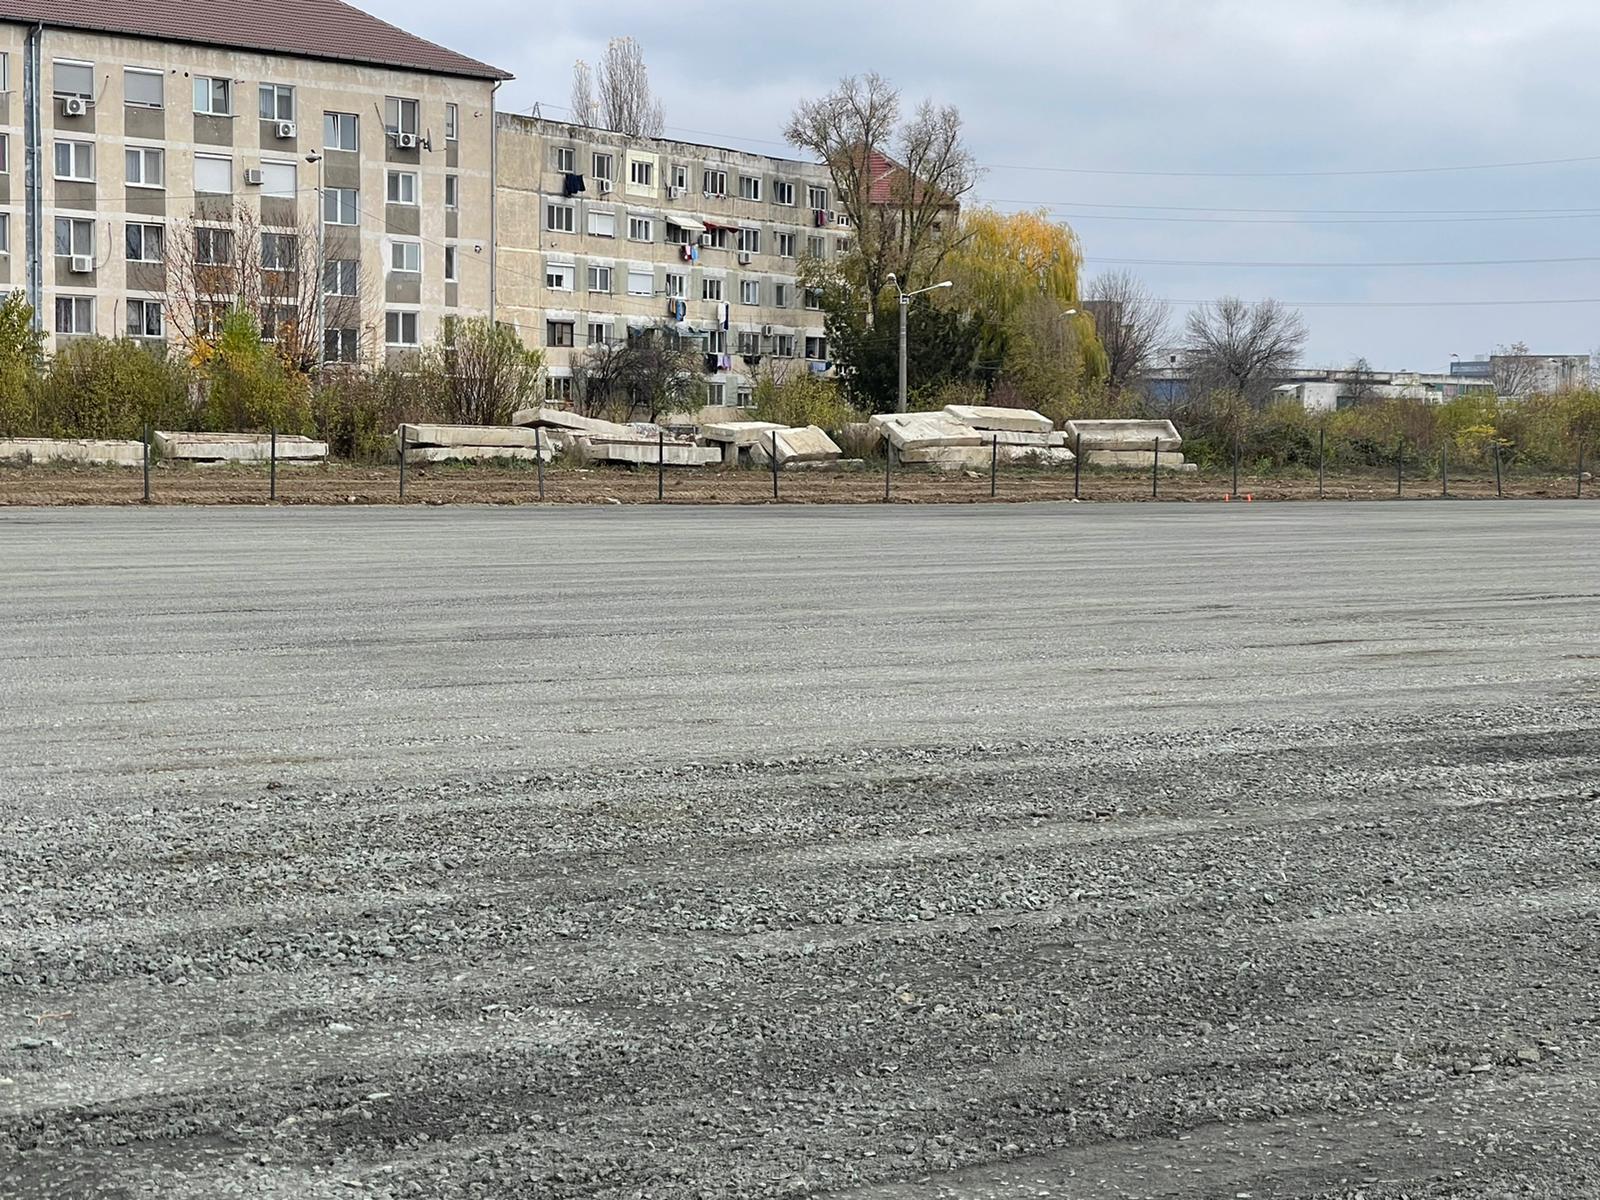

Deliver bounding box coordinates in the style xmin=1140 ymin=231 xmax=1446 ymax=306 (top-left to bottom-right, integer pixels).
xmin=0 ymin=0 xmax=508 ymax=359
xmin=1450 ymin=353 xmax=1591 ymax=397
xmin=496 ymin=115 xmax=846 ymax=407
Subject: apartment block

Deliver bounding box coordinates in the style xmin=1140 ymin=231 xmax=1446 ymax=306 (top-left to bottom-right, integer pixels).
xmin=496 ymin=114 xmax=846 ymax=407
xmin=0 ymin=0 xmax=508 ymax=358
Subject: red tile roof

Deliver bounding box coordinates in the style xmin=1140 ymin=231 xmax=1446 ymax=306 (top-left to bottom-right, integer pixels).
xmin=0 ymin=0 xmax=510 ymax=81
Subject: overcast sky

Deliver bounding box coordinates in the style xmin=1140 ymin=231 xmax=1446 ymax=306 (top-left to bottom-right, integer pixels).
xmin=393 ymin=0 xmax=1600 ymax=369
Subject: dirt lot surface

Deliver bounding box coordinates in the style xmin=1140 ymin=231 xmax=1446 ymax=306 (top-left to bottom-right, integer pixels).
xmin=3 ymin=505 xmax=1598 ymax=1199
xmin=0 ymin=459 xmax=1592 ymax=506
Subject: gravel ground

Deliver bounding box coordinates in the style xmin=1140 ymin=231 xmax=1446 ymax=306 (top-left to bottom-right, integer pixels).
xmin=2 ymin=504 xmax=1598 ymax=1199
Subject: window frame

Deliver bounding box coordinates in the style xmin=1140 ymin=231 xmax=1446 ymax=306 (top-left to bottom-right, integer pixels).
xmin=388 ymin=239 xmax=422 ymax=275
xmin=546 ymin=319 xmax=575 ymax=348
xmin=125 ymin=221 xmax=164 ymax=263
xmin=53 ymin=216 xmax=93 ymax=258
xmin=322 ymin=186 xmax=358 ymax=226
xmin=323 ymin=259 xmax=359 ymax=296
xmin=124 ymin=145 xmax=164 ymax=188
xmin=52 ymin=60 xmax=94 ymax=99
xmin=193 ymin=75 xmax=231 ymax=117
xmin=445 ymin=102 xmax=459 ymax=141
xmin=383 ymin=96 xmax=419 ymax=137
xmin=444 ymin=174 xmax=459 ymax=211
xmin=53 ymin=139 xmax=94 ymax=182
xmin=545 ymin=202 xmax=575 ymax=233
xmin=54 ymin=295 xmax=94 ymax=335
xmin=194 ymin=225 xmax=234 ymax=266
xmin=592 ymin=152 xmax=614 ymax=185
xmin=385 ymin=310 xmax=420 ymax=347
xmin=443 ymin=243 xmax=458 ymax=282
xmin=703 ymin=169 xmax=727 ymax=197
xmin=193 ymin=154 xmax=233 ymax=195
xmin=554 ymin=146 xmax=575 ymax=173
xmin=740 ymin=278 xmax=761 ymax=306
xmin=701 ymin=277 xmax=724 ymax=302
xmin=630 ymin=158 xmax=653 ymax=187
xmin=385 ymin=169 xmax=420 ymax=206
xmin=627 ymin=215 xmax=653 ymax=242
xmin=324 ymin=327 xmax=359 ymax=363
xmin=123 ymin=67 xmax=163 ymax=109
xmin=545 ymin=262 xmax=573 ymax=291
xmin=258 ymin=83 xmax=294 ymax=122
xmin=738 ymin=175 xmax=761 ymax=202
xmin=127 ymin=298 xmax=164 ymax=338
xmin=587 ymin=264 xmax=612 ymax=293
xmin=324 ymin=111 xmax=358 ymax=152
xmin=626 ymin=268 xmax=654 ymax=297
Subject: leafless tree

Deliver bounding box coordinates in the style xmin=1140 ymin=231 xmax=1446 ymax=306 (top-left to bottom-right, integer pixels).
xmin=1344 ymin=356 xmax=1380 ymax=407
xmin=1085 ymin=270 xmax=1169 ymax=398
xmin=161 ymin=201 xmax=375 ymax=371
xmin=571 ymin=338 xmax=632 ymax=419
xmin=786 ymin=73 xmax=978 ymax=315
xmin=571 ymin=37 xmax=664 ymax=136
xmin=1492 ymin=341 xmax=1538 ymax=398
xmin=1184 ymin=296 xmax=1308 ymax=407
xmin=421 ymin=316 xmax=544 ymax=426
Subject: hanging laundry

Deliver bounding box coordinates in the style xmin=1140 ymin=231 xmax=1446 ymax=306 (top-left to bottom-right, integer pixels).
xmin=563 ymin=173 xmax=586 ymax=197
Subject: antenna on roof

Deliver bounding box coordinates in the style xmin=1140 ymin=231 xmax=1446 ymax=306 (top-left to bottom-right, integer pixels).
xmin=530 ymin=102 xmax=541 ymax=119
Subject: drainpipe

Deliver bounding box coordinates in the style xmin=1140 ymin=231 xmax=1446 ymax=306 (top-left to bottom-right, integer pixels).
xmin=489 ymin=79 xmax=500 ymax=325
xmin=22 ymin=23 xmax=42 ymax=331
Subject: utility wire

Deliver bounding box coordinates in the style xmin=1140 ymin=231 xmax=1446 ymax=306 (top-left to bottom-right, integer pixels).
xmin=1084 ymin=254 xmax=1600 ymax=269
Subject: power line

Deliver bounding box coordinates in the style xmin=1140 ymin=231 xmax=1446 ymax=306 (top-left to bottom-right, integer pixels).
xmin=1002 ymin=199 xmax=1600 ymax=218
xmin=984 ymin=202 xmax=1600 ymax=226
xmin=1164 ymin=296 xmax=1600 ymax=309
xmin=1085 ymin=253 xmax=1600 ymax=270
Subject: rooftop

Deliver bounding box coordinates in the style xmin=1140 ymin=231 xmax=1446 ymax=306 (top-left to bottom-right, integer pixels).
xmin=0 ymin=0 xmax=511 ymax=81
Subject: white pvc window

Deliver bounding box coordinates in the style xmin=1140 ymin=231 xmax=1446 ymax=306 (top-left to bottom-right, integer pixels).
xmin=193 ymin=154 xmax=232 ymax=194
xmin=260 ymin=161 xmax=296 ymax=199
xmin=124 ymin=68 xmax=162 ymax=108
xmin=193 ymin=76 xmax=231 ymax=116
xmin=386 ymin=170 xmax=418 ymax=205
xmin=389 ymin=240 xmax=421 ymax=274
xmin=54 ymin=140 xmax=94 ymax=181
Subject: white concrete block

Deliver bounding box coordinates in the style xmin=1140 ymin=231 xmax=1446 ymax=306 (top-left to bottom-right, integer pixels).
xmin=1063 ymin=419 xmax=1182 ymax=452
xmin=402 ymin=445 xmax=551 ymax=465
xmin=154 ymin=431 xmax=327 ymax=462
xmin=0 ymin=437 xmax=146 ymax=466
xmin=869 ymin=412 xmax=985 ymax=450
xmin=700 ymin=420 xmax=788 ymax=446
xmin=1084 ymin=449 xmax=1188 ymax=469
xmin=510 ymin=406 xmax=637 ymax=440
xmin=897 ymin=445 xmax=994 ymax=470
xmin=398 ymin=424 xmax=542 ymax=450
xmin=757 ymin=425 xmax=842 ymax=465
xmin=942 ymin=405 xmax=1054 ymax=434
xmin=999 ymin=445 xmax=1077 ymax=467
xmin=580 ymin=438 xmax=723 ymax=467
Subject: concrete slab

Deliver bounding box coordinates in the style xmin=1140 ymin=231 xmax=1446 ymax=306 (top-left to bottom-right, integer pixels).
xmin=403 ymin=445 xmax=551 ymax=465
xmin=897 ymin=445 xmax=993 ymax=470
xmin=869 ymin=412 xmax=984 ymax=450
xmin=999 ymin=445 xmax=1077 ymax=467
xmin=1085 ymin=449 xmax=1189 ymax=469
xmin=154 ymin=432 xmax=327 ymax=462
xmin=397 ymin=424 xmax=541 ymax=450
xmin=754 ymin=425 xmax=842 ymax=466
xmin=1063 ymin=419 xmax=1181 ymax=452
xmin=981 ymin=429 xmax=1053 ymax=448
xmin=0 ymin=437 xmax=146 ymax=466
xmin=510 ymin=407 xmax=637 ymax=440
xmin=579 ymin=438 xmax=723 ymax=467
xmin=701 ymin=421 xmax=788 ymax=446
xmin=943 ymin=405 xmax=1054 ymax=435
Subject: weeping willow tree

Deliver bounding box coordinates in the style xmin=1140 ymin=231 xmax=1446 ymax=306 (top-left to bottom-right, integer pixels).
xmin=944 ymin=208 xmax=1106 ymax=411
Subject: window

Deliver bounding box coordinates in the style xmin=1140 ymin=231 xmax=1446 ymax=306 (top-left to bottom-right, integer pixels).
xmin=706 ymin=330 xmax=726 ymax=354
xmin=444 ymin=174 xmax=459 ymax=210
xmin=807 ymin=185 xmax=828 ymax=211
xmin=586 ymin=209 xmax=615 ymax=238
xmin=807 ymin=235 xmax=826 ymax=259
xmin=195 ymin=226 xmax=233 ymax=265
xmin=837 ymin=236 xmax=853 ymax=256
xmin=739 ymin=175 xmax=761 ymax=201
xmin=389 ymin=240 xmax=421 ymax=273
xmin=545 ymin=262 xmax=572 ymax=290
xmin=773 ymin=180 xmax=795 ymax=206
xmin=630 ymin=159 xmax=653 ymax=186
xmin=193 ymin=76 xmax=230 ymax=116
xmin=834 ymin=212 xmax=853 ymax=228
xmin=665 ymin=222 xmax=691 ymax=246
xmin=53 ymin=61 xmax=93 ymax=99
xmin=545 ymin=375 xmax=574 ymax=404
xmin=804 ymin=287 xmax=823 ymax=310
xmin=671 ymin=164 xmax=688 ymax=191
xmin=127 ymin=298 xmax=163 ymax=338
xmin=260 ymin=160 xmax=296 ymax=199
xmin=259 ymin=304 xmax=296 ymax=341
xmin=384 ymin=97 xmax=418 ymax=136
xmin=124 ymin=68 xmax=162 ymax=108
xmin=322 ymin=187 xmax=357 ymax=225
xmin=323 ymin=259 xmax=358 ymax=295
xmin=546 ymin=202 xmax=574 ymax=233
xmin=773 ymin=333 xmax=796 ymax=358
xmin=704 ymin=226 xmax=731 ymax=250
xmin=0 ymin=134 xmax=8 ymax=174
xmin=737 ymin=228 xmax=761 ymax=254
xmin=587 ymin=264 xmax=612 ymax=293
xmin=324 ymin=111 xmax=358 ymax=152
xmin=736 ymin=386 xmax=754 ymax=406
xmin=55 ymin=296 xmax=93 ymax=334
xmin=386 ymin=170 xmax=419 ymax=205
xmin=702 ymin=277 xmax=723 ymax=302
xmin=737 ymin=330 xmax=760 ymax=356
xmin=554 ymin=146 xmax=575 ymax=172
xmin=324 ymin=328 xmax=359 ymax=363
xmin=628 ymin=216 xmax=652 ymax=242
xmin=0 ymin=213 xmax=11 ymax=254
xmin=261 ymin=232 xmax=297 ymax=270
xmin=776 ymin=232 xmax=796 ymax=258
xmin=546 ymin=320 xmax=574 ymax=348
xmin=0 ymin=54 xmax=9 ymax=94
xmin=703 ymin=169 xmax=727 ymax=197
xmin=592 ymin=152 xmax=614 ymax=185
xmin=124 ymin=222 xmax=162 ymax=262
xmin=665 ymin=271 xmax=685 ymax=298
xmin=740 ymin=278 xmax=760 ymax=306
xmin=54 ymin=140 xmax=93 ymax=181
xmin=194 ymin=154 xmax=232 ymax=194
xmin=386 ymin=310 xmax=420 ymax=346
xmin=774 ymin=282 xmax=790 ymax=308
xmin=627 ymin=268 xmax=653 ymax=297
xmin=587 ymin=321 xmax=611 ymax=346
xmin=54 ymin=217 xmax=93 ymax=257
xmin=258 ymin=83 xmax=294 ymax=121
xmin=444 ymin=244 xmax=458 ymax=282
xmin=805 ymin=335 xmax=828 ymax=360
xmin=706 ymin=382 xmax=724 ymax=404
xmin=445 ymin=103 xmax=459 ymax=141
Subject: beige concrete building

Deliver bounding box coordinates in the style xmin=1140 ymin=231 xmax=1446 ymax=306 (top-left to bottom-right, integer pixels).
xmin=496 ymin=114 xmax=846 ymax=407
xmin=0 ymin=0 xmax=508 ymax=359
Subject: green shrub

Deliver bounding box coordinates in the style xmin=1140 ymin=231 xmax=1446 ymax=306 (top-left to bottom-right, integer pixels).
xmin=749 ymin=372 xmax=862 ymax=431
xmin=36 ymin=337 xmax=196 ymax=439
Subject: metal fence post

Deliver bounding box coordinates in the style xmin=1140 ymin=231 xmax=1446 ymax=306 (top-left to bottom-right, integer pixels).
xmin=771 ymin=431 xmax=780 ymax=500
xmin=1232 ymin=442 xmax=1240 ymax=500
xmin=1395 ymin=437 xmax=1403 ymax=497
xmin=1441 ymin=442 xmax=1448 ymax=498
xmin=1580 ymin=442 xmax=1587 ymax=500
xmin=399 ymin=426 xmax=407 ymax=500
xmin=1493 ymin=440 xmax=1503 ymax=498
xmin=1073 ymin=433 xmax=1081 ymax=500
xmin=884 ymin=439 xmax=892 ymax=503
xmin=1318 ymin=427 xmax=1325 ymax=500
xmin=1151 ymin=435 xmax=1159 ymax=498
xmin=658 ymin=429 xmax=665 ymax=503
xmin=142 ymin=422 xmax=151 ymax=504
xmin=270 ymin=424 xmax=277 ymax=501
xmin=535 ymin=426 xmax=545 ymax=501
xmin=990 ymin=434 xmax=998 ymax=498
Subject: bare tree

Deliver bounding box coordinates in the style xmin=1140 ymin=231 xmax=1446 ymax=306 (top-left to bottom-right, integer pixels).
xmin=571 ymin=338 xmax=632 ymax=419
xmin=1184 ymin=296 xmax=1308 ymax=407
xmin=786 ymin=73 xmax=977 ymax=313
xmin=571 ymin=37 xmax=664 ymax=136
xmin=1344 ymin=356 xmax=1380 ymax=407
xmin=1492 ymin=341 xmax=1538 ymax=398
xmin=1085 ymin=270 xmax=1169 ymax=398
xmin=569 ymin=324 xmax=703 ymax=422
xmin=421 ymin=316 xmax=544 ymax=425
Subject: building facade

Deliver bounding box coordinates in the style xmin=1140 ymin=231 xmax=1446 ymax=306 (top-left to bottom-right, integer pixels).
xmin=0 ymin=0 xmax=507 ymax=359
xmin=496 ymin=115 xmax=845 ymax=407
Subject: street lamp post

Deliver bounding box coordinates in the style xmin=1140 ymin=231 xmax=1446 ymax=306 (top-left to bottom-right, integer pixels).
xmin=306 ymin=150 xmax=325 ymax=366
xmin=887 ymin=273 xmax=953 ymax=413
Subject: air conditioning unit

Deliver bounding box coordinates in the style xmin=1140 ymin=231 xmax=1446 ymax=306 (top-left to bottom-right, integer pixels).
xmin=667 ymin=185 xmax=682 ymax=199
xmin=62 ymin=95 xmax=88 ymax=116
xmin=69 ymin=254 xmax=93 ymax=273
xmin=274 ymin=120 xmax=296 ymax=139
xmin=395 ymin=131 xmax=419 ymax=149
xmin=761 ymin=324 xmax=775 ymax=338
xmin=597 ymin=180 xmax=613 ymax=195
xmin=698 ymin=232 xmax=712 ymax=247
xmin=243 ymin=167 xmax=264 ymax=186
xmin=737 ymin=251 xmax=752 ymax=265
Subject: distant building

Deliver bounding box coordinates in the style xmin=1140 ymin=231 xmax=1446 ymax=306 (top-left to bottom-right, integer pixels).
xmin=1275 ymin=370 xmax=1494 ymax=413
xmin=1450 ymin=353 xmax=1591 ymax=397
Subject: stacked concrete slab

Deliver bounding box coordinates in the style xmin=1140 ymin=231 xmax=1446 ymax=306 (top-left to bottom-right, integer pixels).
xmin=154 ymin=431 xmax=327 ymax=463
xmin=700 ymin=420 xmax=788 ymax=465
xmin=0 ymin=437 xmax=146 ymax=466
xmin=1062 ymin=419 xmax=1190 ymax=470
xmin=751 ymin=426 xmax=843 ymax=466
xmin=512 ymin=407 xmax=719 ymax=466
xmin=396 ymin=424 xmax=551 ymax=465
xmin=941 ymin=405 xmax=1076 ymax=466
xmin=868 ymin=412 xmax=992 ymax=469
